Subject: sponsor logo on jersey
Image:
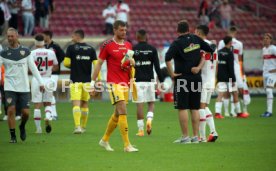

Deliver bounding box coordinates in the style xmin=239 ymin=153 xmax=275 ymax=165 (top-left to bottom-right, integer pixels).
xmin=218 ymin=60 xmax=226 ymax=64
xmin=135 ymin=61 xmax=151 ymax=66
xmin=76 ymin=55 xmax=90 ymax=60
xmin=140 ymin=50 xmax=152 ymax=55
xmin=184 ymin=43 xmax=200 ymax=53
xmin=119 ymin=47 xmax=127 ymax=50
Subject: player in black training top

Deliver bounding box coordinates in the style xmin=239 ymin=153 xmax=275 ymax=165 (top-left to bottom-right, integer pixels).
xmin=43 ymin=30 xmax=65 ymax=120
xmin=165 ymin=20 xmax=215 ymax=144
xmin=64 ymin=29 xmax=99 ymax=134
xmin=132 ymin=29 xmax=164 ymax=136
xmin=215 ymin=36 xmax=242 ymax=118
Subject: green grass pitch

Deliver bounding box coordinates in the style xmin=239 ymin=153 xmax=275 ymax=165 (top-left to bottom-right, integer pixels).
xmin=0 ymin=97 xmax=275 ymax=171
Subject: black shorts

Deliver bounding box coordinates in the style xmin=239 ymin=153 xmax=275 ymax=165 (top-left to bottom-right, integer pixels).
xmin=173 ymin=75 xmax=202 ymax=110
xmin=4 ymin=91 xmax=30 ymax=109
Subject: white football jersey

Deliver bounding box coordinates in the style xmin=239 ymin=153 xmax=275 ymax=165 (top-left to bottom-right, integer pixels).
xmin=262 ymin=44 xmax=276 ymax=76
xmin=114 ymin=3 xmax=130 ymax=22
xmin=0 ymin=46 xmax=44 ymax=92
xmin=218 ymin=38 xmax=243 ymax=65
xmin=31 ymin=48 xmax=58 ymax=77
xmin=201 ymin=39 xmax=218 ymax=89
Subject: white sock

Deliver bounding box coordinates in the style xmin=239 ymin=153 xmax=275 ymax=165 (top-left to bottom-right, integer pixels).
xmin=230 ymin=95 xmax=236 ymax=114
xmin=199 ymin=109 xmax=206 ymax=139
xmin=146 ymin=111 xmax=154 ymax=121
xmin=137 ymin=119 xmax=144 ymax=131
xmin=51 ymin=96 xmax=57 ymax=117
xmin=223 ymin=98 xmax=230 ymax=114
xmin=266 ymin=88 xmax=273 ymax=113
xmin=215 ymin=102 xmax=222 ymax=114
xmin=205 ymin=107 xmax=216 ymax=133
xmin=234 ymin=102 xmax=241 ymax=114
xmin=45 ymin=106 xmax=52 ymax=121
xmin=242 ymin=100 xmax=248 ymax=113
xmin=34 ymin=109 xmax=41 ymax=130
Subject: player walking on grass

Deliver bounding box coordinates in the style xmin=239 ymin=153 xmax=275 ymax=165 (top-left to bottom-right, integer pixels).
xmin=43 ymin=30 xmax=65 ymax=120
xmin=165 ymin=20 xmax=215 ymax=144
xmin=91 ymin=20 xmax=138 ymax=152
xmin=194 ymin=25 xmax=218 ymax=142
xmin=215 ymin=36 xmax=241 ymax=118
xmin=132 ymin=29 xmax=164 ymax=137
xmin=31 ymin=34 xmax=58 ymax=134
xmin=64 ymin=29 xmax=98 ymax=134
xmin=0 ymin=28 xmax=44 ymax=143
xmin=260 ymin=33 xmax=276 ymax=117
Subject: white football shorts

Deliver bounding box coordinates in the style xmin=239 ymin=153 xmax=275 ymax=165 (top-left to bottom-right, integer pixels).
xmin=133 ymin=82 xmax=156 ymax=103
xmin=31 ymin=77 xmax=54 ymax=103
xmin=216 ymin=82 xmax=238 ymax=93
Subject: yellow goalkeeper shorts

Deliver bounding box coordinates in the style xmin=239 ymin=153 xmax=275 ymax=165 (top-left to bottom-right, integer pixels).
xmin=70 ymin=82 xmax=90 ymax=101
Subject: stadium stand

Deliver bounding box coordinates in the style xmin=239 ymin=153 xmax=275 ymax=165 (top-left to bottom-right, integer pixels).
xmin=49 ymin=0 xmax=275 ymax=49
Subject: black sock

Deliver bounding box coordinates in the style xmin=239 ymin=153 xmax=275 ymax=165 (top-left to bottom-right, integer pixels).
xmin=10 ymin=129 xmax=16 ymax=138
xmin=20 ymin=115 xmax=29 ymax=127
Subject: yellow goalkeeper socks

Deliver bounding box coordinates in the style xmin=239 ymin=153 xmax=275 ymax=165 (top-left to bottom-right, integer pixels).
xmin=81 ymin=108 xmax=89 ymax=128
xmin=118 ymin=114 xmax=130 ymax=147
xmin=102 ymin=114 xmax=118 ymax=142
xmin=73 ymin=106 xmax=81 ymax=127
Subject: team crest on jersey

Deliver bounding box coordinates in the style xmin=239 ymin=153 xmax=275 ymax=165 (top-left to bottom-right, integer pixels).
xmin=20 ymin=50 xmax=25 ymax=56
xmin=74 ymin=45 xmax=80 ymax=51
xmin=7 ymin=98 xmax=12 ymax=104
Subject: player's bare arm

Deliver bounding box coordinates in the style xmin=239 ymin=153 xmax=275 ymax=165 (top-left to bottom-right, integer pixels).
xmin=165 ymin=60 xmax=181 ymax=78
xmin=90 ymin=59 xmax=104 ymax=96
xmin=191 ymin=56 xmax=205 ymax=74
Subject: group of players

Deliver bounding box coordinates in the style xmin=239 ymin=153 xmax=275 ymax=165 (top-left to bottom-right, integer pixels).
xmin=0 ymin=19 xmax=275 ymax=152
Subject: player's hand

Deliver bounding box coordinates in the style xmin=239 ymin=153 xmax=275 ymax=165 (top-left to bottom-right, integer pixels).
xmin=191 ymin=67 xmax=200 ymax=74
xmin=171 ymin=73 xmax=182 ymax=78
xmin=39 ymin=85 xmax=45 ymax=93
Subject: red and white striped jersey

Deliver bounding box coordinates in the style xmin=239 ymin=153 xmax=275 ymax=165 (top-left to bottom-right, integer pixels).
xmin=31 ymin=48 xmax=58 ymax=77
xmin=262 ymin=44 xmax=276 ymax=76
xmin=218 ymin=38 xmax=243 ymax=65
xmin=201 ymin=39 xmax=218 ymax=89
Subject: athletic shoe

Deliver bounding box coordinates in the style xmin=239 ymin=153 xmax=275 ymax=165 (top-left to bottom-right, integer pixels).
xmin=199 ymin=137 xmax=207 ymax=143
xmin=136 ymin=130 xmax=144 ymax=137
xmin=35 ymin=127 xmax=42 ymax=134
xmin=9 ymin=137 xmax=17 ymax=143
xmin=52 ymin=116 xmax=58 ymax=121
xmin=2 ymin=115 xmax=7 ymax=121
xmin=45 ymin=119 xmax=52 ymax=133
xmin=124 ymin=145 xmax=139 ymax=152
xmin=191 ymin=136 xmax=199 ymax=144
xmin=73 ymin=126 xmax=82 ymax=134
xmin=173 ymin=136 xmax=191 ymax=144
xmin=215 ymin=113 xmax=224 ymax=119
xmin=146 ymin=119 xmax=152 ymax=135
xmin=81 ymin=128 xmax=86 ymax=133
xmin=208 ymin=132 xmax=218 ymax=142
xmin=260 ymin=112 xmax=272 ymax=117
xmin=237 ymin=113 xmax=249 ymax=118
xmin=15 ymin=116 xmax=21 ymax=121
xmin=99 ymin=139 xmax=114 ymax=151
xmin=19 ymin=124 xmax=26 ymax=141
xmin=224 ymin=112 xmax=230 ymax=117
xmin=230 ymin=113 xmax=237 ymax=117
